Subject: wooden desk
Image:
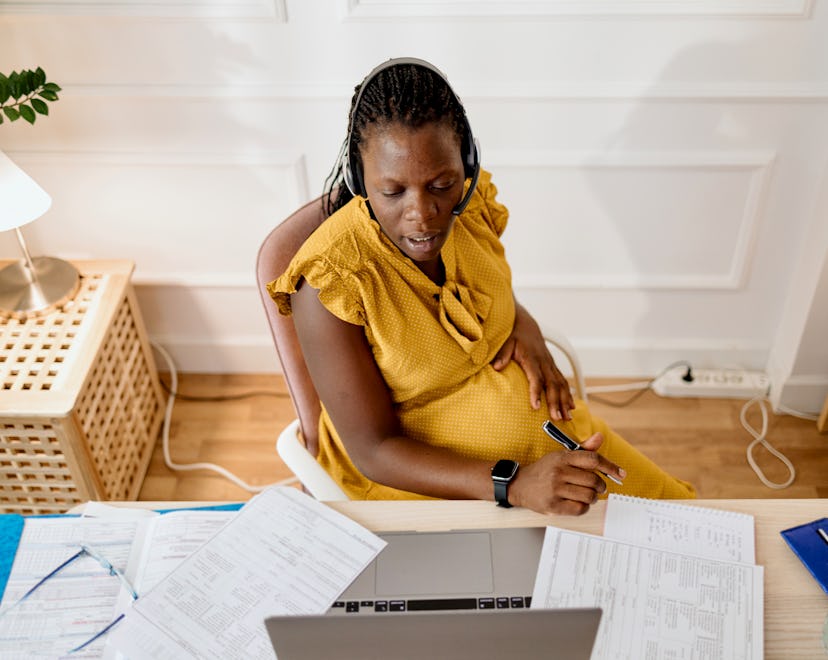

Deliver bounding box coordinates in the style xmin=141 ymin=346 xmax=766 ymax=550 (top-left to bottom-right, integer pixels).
xmin=86 ymin=497 xmax=826 ymax=657
xmin=324 ymin=498 xmax=827 ymax=659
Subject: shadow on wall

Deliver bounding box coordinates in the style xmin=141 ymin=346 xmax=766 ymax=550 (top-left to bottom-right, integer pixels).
xmin=581 ymin=28 xmax=820 ymax=373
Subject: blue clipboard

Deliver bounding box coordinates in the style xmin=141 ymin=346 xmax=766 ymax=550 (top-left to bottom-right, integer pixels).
xmin=0 ymin=503 xmax=244 ymax=602
xmin=780 ymin=517 xmax=828 ymax=595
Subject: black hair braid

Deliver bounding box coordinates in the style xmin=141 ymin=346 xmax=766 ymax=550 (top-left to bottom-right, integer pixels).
xmin=322 ymin=62 xmax=467 ymax=217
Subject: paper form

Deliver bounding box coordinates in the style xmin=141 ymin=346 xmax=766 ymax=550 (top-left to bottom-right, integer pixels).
xmin=127 ymin=510 xmax=235 ymax=592
xmin=531 ymin=527 xmax=764 ymax=660
xmin=0 ymin=516 xmax=143 ymax=659
xmin=103 ymin=511 xmax=236 ymax=660
xmin=108 ymin=486 xmax=386 ymax=660
xmin=603 ymin=494 xmax=756 ymax=564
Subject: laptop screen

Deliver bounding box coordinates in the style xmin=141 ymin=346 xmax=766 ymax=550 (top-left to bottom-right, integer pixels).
xmin=265 ymin=608 xmax=602 ymax=660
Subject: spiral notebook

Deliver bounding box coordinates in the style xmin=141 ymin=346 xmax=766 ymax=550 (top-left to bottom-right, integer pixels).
xmin=603 ymin=494 xmax=756 ymax=564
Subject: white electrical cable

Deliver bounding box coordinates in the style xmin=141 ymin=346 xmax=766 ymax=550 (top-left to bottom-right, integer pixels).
xmin=151 ymin=340 xmax=298 ymax=493
xmin=740 ymin=396 xmax=796 ymax=490
xmin=580 ymin=361 xmax=807 ymax=491
xmin=585 ymin=381 xmax=651 ymax=394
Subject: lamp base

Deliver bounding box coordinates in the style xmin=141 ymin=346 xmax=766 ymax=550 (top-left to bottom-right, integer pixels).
xmin=0 ymin=257 xmax=80 ymax=319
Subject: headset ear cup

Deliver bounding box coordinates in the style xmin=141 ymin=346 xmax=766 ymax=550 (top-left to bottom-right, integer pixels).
xmin=452 ymin=138 xmax=481 ymax=216
xmin=463 ymin=122 xmax=478 ymax=178
xmin=342 ymin=143 xmax=366 ymax=198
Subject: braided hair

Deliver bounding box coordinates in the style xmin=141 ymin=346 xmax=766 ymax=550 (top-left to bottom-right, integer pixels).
xmin=323 ymin=61 xmax=468 ymax=217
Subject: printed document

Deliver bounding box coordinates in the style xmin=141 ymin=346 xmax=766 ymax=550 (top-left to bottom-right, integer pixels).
xmin=531 ymin=527 xmax=763 ymax=660
xmin=108 ymin=487 xmax=386 ymax=660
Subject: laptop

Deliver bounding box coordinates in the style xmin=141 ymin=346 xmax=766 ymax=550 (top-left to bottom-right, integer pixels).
xmin=265 ymin=608 xmax=602 ymax=660
xmin=264 ymin=527 xmax=602 ymax=659
xmin=331 ymin=527 xmax=545 ymax=614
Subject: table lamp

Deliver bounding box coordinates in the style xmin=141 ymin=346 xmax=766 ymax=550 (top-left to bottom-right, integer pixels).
xmin=0 ymin=150 xmax=79 ymax=317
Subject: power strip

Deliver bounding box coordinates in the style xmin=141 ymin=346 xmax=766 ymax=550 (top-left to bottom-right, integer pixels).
xmin=652 ymin=367 xmax=770 ymax=399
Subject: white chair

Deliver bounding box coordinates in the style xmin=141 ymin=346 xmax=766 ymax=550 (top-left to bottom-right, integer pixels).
xmin=256 ymin=196 xmax=586 ymax=500
xmin=276 ymin=419 xmax=348 ymax=500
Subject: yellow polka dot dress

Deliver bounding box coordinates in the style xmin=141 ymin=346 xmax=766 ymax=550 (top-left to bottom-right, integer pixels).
xmin=268 ymin=170 xmax=695 ymax=501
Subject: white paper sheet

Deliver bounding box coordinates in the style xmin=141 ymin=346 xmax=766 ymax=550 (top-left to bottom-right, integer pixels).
xmin=603 ymin=494 xmax=756 ymax=564
xmin=126 ymin=510 xmax=235 ymax=591
xmin=108 ymin=487 xmax=386 ymax=660
xmin=531 ymin=527 xmax=763 ymax=660
xmin=102 ymin=511 xmax=236 ymax=660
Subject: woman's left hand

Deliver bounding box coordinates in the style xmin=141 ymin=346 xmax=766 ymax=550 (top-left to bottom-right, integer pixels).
xmin=492 ymin=301 xmax=575 ymax=421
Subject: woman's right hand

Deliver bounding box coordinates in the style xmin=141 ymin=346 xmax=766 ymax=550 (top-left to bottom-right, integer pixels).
xmin=508 ymin=433 xmax=625 ymax=515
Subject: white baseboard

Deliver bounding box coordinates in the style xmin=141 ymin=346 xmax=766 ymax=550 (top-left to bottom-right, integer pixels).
xmin=152 ymin=334 xmax=768 ymax=379
xmin=574 ymin=343 xmax=768 ymax=378
xmin=148 ymin=335 xmax=283 ymax=375
xmin=768 ymin=375 xmax=828 ymax=417
xmin=151 ymin=334 xmax=827 ymax=415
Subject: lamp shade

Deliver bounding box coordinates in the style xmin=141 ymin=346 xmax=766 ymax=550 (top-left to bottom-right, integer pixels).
xmin=0 ymin=150 xmax=51 ymax=231
xmin=0 ymin=149 xmax=78 ymax=318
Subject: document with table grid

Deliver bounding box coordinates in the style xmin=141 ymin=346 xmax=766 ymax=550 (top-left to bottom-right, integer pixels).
xmin=531 ymin=497 xmax=763 ymax=660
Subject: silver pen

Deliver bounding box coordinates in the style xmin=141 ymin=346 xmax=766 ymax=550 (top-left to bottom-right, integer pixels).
xmin=542 ymin=420 xmax=624 ymax=486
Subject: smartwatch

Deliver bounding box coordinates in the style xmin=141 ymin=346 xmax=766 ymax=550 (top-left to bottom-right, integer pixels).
xmin=491 ymin=459 xmax=519 ymax=508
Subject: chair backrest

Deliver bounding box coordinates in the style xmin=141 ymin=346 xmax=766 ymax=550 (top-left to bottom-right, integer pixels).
xmin=256 ymin=196 xmax=328 ymax=457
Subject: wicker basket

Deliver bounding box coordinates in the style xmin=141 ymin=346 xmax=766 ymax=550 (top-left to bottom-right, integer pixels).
xmin=0 ymin=260 xmax=164 ymax=514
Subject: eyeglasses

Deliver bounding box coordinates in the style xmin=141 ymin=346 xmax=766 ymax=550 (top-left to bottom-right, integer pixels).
xmin=0 ymin=544 xmax=138 ymax=655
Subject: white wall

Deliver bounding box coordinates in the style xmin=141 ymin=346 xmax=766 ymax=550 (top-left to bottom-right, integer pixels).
xmin=1 ymin=0 xmax=826 ymax=413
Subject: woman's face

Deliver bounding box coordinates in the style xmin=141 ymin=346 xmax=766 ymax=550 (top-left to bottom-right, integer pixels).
xmin=359 ymin=120 xmax=465 ymax=278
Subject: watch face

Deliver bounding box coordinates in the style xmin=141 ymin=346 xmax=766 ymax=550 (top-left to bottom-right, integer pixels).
xmin=491 ymin=459 xmax=518 ymax=481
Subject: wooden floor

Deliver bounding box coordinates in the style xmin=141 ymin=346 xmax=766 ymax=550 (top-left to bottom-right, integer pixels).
xmin=138 ymin=373 xmax=828 ymax=503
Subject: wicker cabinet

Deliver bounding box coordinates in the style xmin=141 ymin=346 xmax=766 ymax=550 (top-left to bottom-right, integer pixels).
xmin=0 ymin=260 xmax=164 ymax=514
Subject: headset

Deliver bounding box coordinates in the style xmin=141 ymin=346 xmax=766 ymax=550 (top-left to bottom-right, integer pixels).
xmin=342 ymin=57 xmax=481 ymax=216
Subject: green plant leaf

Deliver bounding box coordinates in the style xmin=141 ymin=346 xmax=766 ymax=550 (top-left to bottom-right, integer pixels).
xmin=31 ymin=98 xmax=49 ymax=115
xmin=1 ymin=68 xmax=60 ymax=127
xmin=19 ymin=104 xmax=36 ymax=124
xmin=24 ymin=70 xmax=38 ymax=95
xmin=9 ymin=73 xmax=21 ymax=99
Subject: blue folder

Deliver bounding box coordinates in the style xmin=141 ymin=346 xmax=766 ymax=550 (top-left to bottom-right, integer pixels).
xmin=0 ymin=514 xmax=25 ymax=601
xmin=780 ymin=517 xmax=828 ymax=595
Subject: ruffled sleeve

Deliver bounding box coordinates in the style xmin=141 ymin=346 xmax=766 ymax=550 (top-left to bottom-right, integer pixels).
xmin=266 ymin=207 xmax=369 ymax=327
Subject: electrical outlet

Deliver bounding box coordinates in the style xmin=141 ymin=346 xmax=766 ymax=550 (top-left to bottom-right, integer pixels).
xmin=652 ymin=367 xmax=770 ymax=399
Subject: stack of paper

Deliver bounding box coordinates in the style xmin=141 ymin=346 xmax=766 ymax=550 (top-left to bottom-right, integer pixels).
xmin=108 ymin=487 xmax=385 ymax=659
xmin=532 ymin=495 xmax=763 ymax=660
xmin=0 ymin=487 xmax=385 ymax=660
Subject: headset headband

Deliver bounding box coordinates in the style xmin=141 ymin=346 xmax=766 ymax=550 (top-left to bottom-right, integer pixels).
xmin=342 ymin=57 xmax=481 ymax=216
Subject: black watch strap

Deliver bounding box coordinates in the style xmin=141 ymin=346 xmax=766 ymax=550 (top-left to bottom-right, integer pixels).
xmin=491 ymin=460 xmax=519 ymax=508
xmin=493 ymin=478 xmax=512 ymax=508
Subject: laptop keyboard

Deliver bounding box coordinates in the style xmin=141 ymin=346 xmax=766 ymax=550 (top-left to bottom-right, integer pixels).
xmin=331 ymin=595 xmax=532 ymax=614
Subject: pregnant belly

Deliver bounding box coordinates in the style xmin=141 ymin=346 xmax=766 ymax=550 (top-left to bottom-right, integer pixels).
xmin=397 ymin=361 xmax=589 ymax=465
